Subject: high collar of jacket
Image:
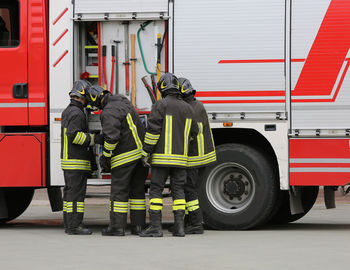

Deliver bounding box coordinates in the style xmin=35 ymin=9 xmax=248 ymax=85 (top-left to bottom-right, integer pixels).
xmin=70 ymin=99 xmax=84 ymax=111
xmin=164 ymin=92 xmax=182 ymax=99
xmin=101 ymin=93 xmax=111 ymax=109
xmin=183 ymin=95 xmax=195 ymax=103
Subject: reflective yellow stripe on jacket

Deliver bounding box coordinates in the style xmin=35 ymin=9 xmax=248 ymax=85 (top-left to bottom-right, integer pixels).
xmin=111 ymin=148 xmax=142 ymax=168
xmin=187 ymin=117 xmax=216 ymax=167
xmin=126 ymin=113 xmax=143 ymax=149
xmin=188 ymin=151 xmax=216 ymax=167
xmin=197 ymin=122 xmax=204 ymax=156
xmin=110 ymin=114 xmax=142 ymax=168
xmin=61 ymin=159 xmax=91 ymax=170
xmin=72 ymin=131 xmax=87 ymax=145
xmin=183 ymin=118 xmax=192 ymax=156
xmin=151 ymin=153 xmax=188 ymax=167
xmin=144 ymin=132 xmax=160 ymax=145
xmin=61 ymin=128 xmax=91 ymax=170
xmin=165 ymin=115 xmax=173 ymax=155
xmin=104 ymin=141 xmax=118 ymax=151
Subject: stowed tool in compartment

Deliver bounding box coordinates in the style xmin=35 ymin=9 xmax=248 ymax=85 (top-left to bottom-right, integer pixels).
xmin=130 ymin=34 xmax=137 ymax=106
xmin=76 ymin=19 xmax=167 ymax=109
xmin=123 ymin=22 xmax=130 ymax=96
xmin=102 ymin=45 xmax=108 ymax=90
xmin=109 ymin=45 xmax=116 ymax=93
xmin=141 ymin=76 xmax=156 ymax=104
xmin=112 ymin=40 xmax=120 ymax=94
xmin=150 ymin=74 xmax=157 ymax=98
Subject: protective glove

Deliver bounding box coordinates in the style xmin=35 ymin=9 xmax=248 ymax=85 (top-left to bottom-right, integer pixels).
xmin=99 ymin=155 xmax=111 ymax=173
xmin=94 ymin=134 xmax=104 ymax=145
xmin=141 ymin=153 xmax=152 ymax=168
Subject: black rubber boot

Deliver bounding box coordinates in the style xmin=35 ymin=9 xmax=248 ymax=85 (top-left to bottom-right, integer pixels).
xmin=185 ymin=209 xmax=204 ymax=234
xmin=173 ymin=210 xmax=185 ymax=237
xmin=130 ymin=208 xmax=146 ymax=235
xmin=131 ymin=225 xmax=144 ymax=235
xmin=66 ymin=212 xmax=92 ymax=235
xmin=63 ymin=211 xmax=67 ymax=233
xmin=168 ymin=213 xmax=189 ymax=232
xmin=139 ymin=210 xmax=163 ymax=237
xmin=101 ymin=227 xmax=125 ymax=236
xmin=102 ymin=213 xmax=126 ymax=236
xmin=67 ymin=225 xmax=92 ymax=235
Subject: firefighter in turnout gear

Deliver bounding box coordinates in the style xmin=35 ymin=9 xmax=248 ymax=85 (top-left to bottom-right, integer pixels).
xmin=86 ymin=85 xmax=148 ymax=236
xmin=140 ymin=73 xmax=198 ymax=237
xmin=179 ymin=78 xmax=216 ymax=234
xmin=61 ymin=80 xmax=94 ymax=235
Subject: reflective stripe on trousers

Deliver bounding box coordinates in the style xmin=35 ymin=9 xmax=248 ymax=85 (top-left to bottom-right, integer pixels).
xmin=63 ymin=201 xmax=84 ymax=213
xmin=110 ymin=201 xmax=128 ymax=213
xmin=173 ymin=199 xmax=186 ymax=211
xmin=186 ymin=199 xmax=200 ymax=212
xmin=130 ymin=199 xmax=146 ymax=210
xmin=150 ymin=198 xmax=163 ymax=211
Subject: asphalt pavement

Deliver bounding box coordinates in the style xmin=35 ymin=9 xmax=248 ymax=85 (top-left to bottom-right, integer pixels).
xmin=1 ymin=188 xmax=350 ymax=270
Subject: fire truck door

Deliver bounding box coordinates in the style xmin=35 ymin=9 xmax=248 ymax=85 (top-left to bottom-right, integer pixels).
xmin=0 ymin=0 xmax=28 ymax=126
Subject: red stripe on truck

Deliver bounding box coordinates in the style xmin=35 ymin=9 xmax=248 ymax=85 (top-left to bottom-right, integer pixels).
xmin=53 ymin=50 xmax=68 ymax=67
xmin=53 ymin=8 xmax=68 ymax=25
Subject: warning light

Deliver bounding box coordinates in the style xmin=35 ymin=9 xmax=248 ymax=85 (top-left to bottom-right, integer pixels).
xmin=54 ymin=118 xmax=62 ymax=121
xmin=223 ymin=122 xmax=233 ymax=127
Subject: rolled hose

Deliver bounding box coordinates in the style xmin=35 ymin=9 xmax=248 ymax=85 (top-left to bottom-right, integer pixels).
xmin=137 ymin=21 xmax=157 ymax=75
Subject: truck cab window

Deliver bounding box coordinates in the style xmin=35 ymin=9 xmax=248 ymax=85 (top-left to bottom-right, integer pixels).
xmin=0 ymin=1 xmax=19 ymax=47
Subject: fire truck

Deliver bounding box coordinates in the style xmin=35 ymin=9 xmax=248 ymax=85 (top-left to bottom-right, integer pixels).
xmin=0 ymin=0 xmax=349 ymax=229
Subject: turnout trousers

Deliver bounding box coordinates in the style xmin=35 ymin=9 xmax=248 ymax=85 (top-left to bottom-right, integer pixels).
xmin=184 ymin=168 xmax=204 ymax=225
xmin=149 ymin=167 xmax=187 ymax=213
xmin=63 ymin=171 xmax=88 ymax=230
xmin=109 ymin=160 xmax=148 ymax=229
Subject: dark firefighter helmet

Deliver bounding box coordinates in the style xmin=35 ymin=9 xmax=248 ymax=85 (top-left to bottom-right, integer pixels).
xmin=157 ymin=73 xmax=180 ymax=97
xmin=178 ymin=77 xmax=196 ymax=98
xmin=86 ymin=85 xmax=109 ymax=109
xmin=69 ymin=80 xmax=91 ymax=99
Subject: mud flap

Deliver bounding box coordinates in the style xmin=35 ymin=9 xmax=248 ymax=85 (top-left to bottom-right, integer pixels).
xmin=47 ymin=187 xmax=63 ymax=212
xmin=324 ymin=186 xmax=336 ymax=209
xmin=0 ymin=189 xmax=8 ymax=219
xmin=289 ymin=187 xmax=304 ymax=215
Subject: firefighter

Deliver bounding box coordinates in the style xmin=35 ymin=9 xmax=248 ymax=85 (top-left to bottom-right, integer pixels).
xmin=61 ymin=80 xmax=96 ymax=235
xmin=139 ymin=73 xmax=198 ymax=237
xmin=178 ymin=77 xmax=217 ymax=234
xmin=86 ymin=86 xmax=148 ymax=236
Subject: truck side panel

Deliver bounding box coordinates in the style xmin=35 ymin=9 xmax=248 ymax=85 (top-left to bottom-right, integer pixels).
xmin=0 ymin=0 xmax=28 ymax=126
xmin=290 ymin=138 xmax=350 ymax=186
xmin=0 ymin=133 xmax=46 ymax=187
xmin=173 ymin=0 xmax=286 ymax=113
xmin=49 ymin=0 xmax=73 ymax=186
xmin=291 ymin=0 xmax=350 ymax=129
xmin=28 ymin=0 xmax=48 ymax=126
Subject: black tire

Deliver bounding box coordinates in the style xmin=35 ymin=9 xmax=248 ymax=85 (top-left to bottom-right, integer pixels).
xmin=270 ymin=186 xmax=319 ymax=224
xmin=0 ymin=188 xmax=34 ymax=224
xmin=198 ymin=143 xmax=278 ymax=230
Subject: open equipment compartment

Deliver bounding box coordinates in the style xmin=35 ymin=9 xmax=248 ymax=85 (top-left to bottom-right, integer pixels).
xmin=69 ymin=0 xmax=169 ymax=185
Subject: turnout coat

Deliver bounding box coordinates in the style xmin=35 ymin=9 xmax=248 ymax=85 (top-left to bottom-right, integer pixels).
xmin=143 ymin=93 xmax=198 ymax=168
xmin=101 ymin=94 xmax=145 ymax=169
xmin=184 ymin=96 xmax=216 ymax=168
xmin=61 ymin=99 xmax=93 ymax=171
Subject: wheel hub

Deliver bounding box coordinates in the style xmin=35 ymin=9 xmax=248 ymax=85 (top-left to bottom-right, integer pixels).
xmin=206 ymin=162 xmax=256 ymax=214
xmin=224 ymin=175 xmax=245 ymax=200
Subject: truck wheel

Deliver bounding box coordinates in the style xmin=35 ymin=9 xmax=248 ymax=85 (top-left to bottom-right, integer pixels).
xmin=198 ymin=143 xmax=278 ymax=230
xmin=270 ymin=186 xmax=319 ymax=224
xmin=0 ymin=188 xmax=34 ymax=224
